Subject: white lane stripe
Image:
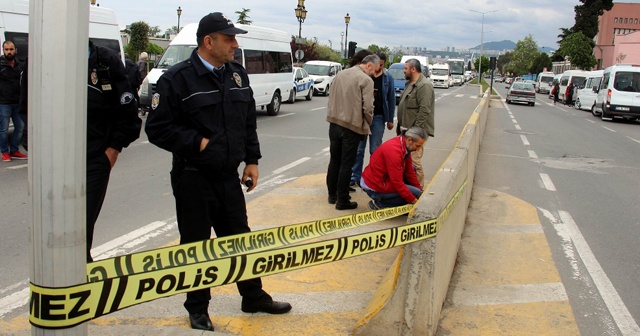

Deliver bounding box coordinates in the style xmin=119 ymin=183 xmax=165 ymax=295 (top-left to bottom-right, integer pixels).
xmin=558 ymin=211 xmax=640 ymax=335
xmin=7 ymin=164 xmax=27 ymax=170
xmin=311 ymin=107 xmax=326 ymax=111
xmin=272 ymin=157 xmax=311 ymax=175
xmin=515 ymin=124 xmax=522 ymax=130
xmin=586 ymin=119 xmax=596 ymax=124
xmin=627 ymin=136 xmax=640 ymax=144
xmin=0 ymin=288 xmax=29 ymax=317
xmin=512 ymin=119 xmax=518 ymax=124
xmin=528 ymin=150 xmax=538 ymax=159
xmin=470 ymin=96 xmax=478 ymax=99
xmin=539 ymin=173 xmax=556 ymax=191
xmin=602 ymin=126 xmax=616 ymax=132
xmin=276 ymin=113 xmax=295 ymax=118
xmin=455 ymin=94 xmax=464 ymax=97
xmin=520 ymin=135 xmax=530 ymax=146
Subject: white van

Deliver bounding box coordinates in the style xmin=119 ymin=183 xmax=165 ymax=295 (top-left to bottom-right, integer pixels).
xmin=536 ymin=71 xmax=555 ymax=94
xmin=593 ymin=64 xmax=640 ymax=121
xmin=0 ymin=0 xmax=124 ymax=64
xmin=302 ymin=60 xmax=341 ymax=96
xmin=400 ymin=55 xmax=429 ymax=71
xmin=574 ymin=70 xmax=603 ymax=111
xmin=431 ymin=63 xmax=451 ymax=89
xmin=140 ymin=23 xmax=293 ymax=116
xmin=559 ymin=70 xmax=589 ymax=103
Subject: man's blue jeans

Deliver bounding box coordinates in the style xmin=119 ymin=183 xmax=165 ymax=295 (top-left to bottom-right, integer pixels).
xmin=362 ymin=183 xmax=422 ymax=209
xmin=351 ymin=115 xmax=385 ymax=184
xmin=0 ymin=104 xmax=23 ymax=154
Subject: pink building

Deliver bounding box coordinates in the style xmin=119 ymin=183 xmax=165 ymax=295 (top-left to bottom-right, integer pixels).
xmin=594 ymin=3 xmax=640 ymax=69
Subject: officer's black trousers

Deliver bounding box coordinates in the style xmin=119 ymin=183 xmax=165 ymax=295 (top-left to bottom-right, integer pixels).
xmin=86 ymin=155 xmax=112 ymax=262
xmin=171 ymin=168 xmax=267 ymax=314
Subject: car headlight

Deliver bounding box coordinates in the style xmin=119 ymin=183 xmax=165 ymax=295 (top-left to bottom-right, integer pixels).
xmin=314 ymin=78 xmax=324 ymax=84
xmin=140 ymin=77 xmax=149 ymax=96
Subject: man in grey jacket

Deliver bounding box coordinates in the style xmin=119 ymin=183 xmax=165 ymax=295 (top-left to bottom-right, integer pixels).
xmin=396 ymin=59 xmax=435 ymax=188
xmin=326 ymin=54 xmax=381 ymax=210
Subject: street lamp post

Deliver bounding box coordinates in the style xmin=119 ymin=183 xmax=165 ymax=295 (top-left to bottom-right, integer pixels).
xmin=294 ymin=0 xmax=307 ymax=63
xmin=469 ymin=9 xmax=497 ymax=84
xmin=344 ymin=13 xmax=350 ymax=59
xmin=340 ymin=31 xmax=344 ymax=59
xmin=177 ymin=6 xmax=182 ymax=33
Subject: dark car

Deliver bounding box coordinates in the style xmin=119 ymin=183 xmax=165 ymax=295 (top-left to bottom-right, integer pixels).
xmin=506 ymin=82 xmax=536 ymax=106
xmin=388 ymin=63 xmax=406 ymax=105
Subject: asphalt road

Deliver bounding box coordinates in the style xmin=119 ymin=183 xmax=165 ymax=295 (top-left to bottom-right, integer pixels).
xmin=0 ymin=82 xmax=482 ymax=323
xmin=478 ymin=79 xmax=640 ymax=335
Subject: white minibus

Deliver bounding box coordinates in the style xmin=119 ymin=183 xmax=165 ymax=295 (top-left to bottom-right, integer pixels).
xmin=140 ymin=23 xmax=293 ymax=116
xmin=536 ymin=71 xmax=555 ymax=94
xmin=593 ymin=64 xmax=640 ymax=121
xmin=559 ymin=70 xmax=589 ymax=104
xmin=574 ymin=70 xmax=603 ymax=111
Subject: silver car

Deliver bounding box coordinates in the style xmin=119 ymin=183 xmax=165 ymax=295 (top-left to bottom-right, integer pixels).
xmin=506 ymin=82 xmax=536 ymax=106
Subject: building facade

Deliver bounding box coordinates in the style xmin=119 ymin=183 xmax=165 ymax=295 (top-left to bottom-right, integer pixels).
xmin=594 ymin=2 xmax=640 ymax=69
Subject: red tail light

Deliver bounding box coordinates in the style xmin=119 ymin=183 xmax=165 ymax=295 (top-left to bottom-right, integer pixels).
xmin=607 ymin=89 xmax=612 ymax=105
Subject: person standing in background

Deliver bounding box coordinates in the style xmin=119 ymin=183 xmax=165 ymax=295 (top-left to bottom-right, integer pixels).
xmin=0 ymin=41 xmax=27 ymax=162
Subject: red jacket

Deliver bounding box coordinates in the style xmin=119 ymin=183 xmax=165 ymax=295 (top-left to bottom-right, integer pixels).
xmin=362 ymin=136 xmax=422 ymax=203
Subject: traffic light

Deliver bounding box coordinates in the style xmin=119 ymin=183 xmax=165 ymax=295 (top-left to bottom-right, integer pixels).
xmin=489 ymin=56 xmax=497 ymax=71
xmin=348 ymin=41 xmax=357 ymax=58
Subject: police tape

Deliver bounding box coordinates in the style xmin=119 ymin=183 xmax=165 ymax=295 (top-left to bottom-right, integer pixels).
xmin=30 ymin=218 xmax=438 ymax=329
xmin=86 ymin=204 xmax=414 ymax=282
xmin=31 ymin=180 xmax=468 ymax=329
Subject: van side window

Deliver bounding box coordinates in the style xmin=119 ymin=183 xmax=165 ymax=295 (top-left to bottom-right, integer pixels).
xmin=243 ymin=49 xmax=292 ymax=74
xmin=89 ymin=38 xmax=120 ymax=54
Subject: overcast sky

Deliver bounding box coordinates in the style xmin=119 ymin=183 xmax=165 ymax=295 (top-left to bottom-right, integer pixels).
xmin=100 ymin=0 xmax=640 ymax=52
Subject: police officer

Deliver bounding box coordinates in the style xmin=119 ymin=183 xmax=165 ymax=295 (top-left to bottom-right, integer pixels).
xmin=145 ymin=13 xmax=292 ymax=332
xmin=87 ymin=41 xmax=141 ymax=261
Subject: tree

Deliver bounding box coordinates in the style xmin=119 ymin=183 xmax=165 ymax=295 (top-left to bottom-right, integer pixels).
xmin=573 ymin=0 xmax=614 ymax=40
xmin=129 ymin=21 xmax=150 ymax=60
xmin=497 ymin=51 xmax=512 ymax=75
xmin=165 ymin=26 xmax=179 ymax=36
xmin=149 ymin=26 xmax=162 ymax=38
xmin=559 ymin=32 xmax=597 ymax=70
xmin=474 ymin=55 xmax=490 ymax=74
xmin=530 ymin=53 xmax=553 ymax=74
xmin=314 ymin=43 xmax=342 ymax=62
xmin=235 ymin=8 xmax=252 ymax=25
xmin=290 ymin=37 xmax=319 ymax=63
xmin=507 ymin=35 xmax=539 ymax=75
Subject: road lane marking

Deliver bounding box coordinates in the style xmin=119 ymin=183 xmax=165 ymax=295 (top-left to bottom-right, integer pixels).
xmin=539 ymin=173 xmax=556 ymax=191
xmin=520 ymin=135 xmax=530 ymax=146
xmin=512 ymin=119 xmax=518 ymax=124
xmin=602 ymin=126 xmax=616 ymax=132
xmin=515 ymin=125 xmax=522 ymax=130
xmin=311 ymin=107 xmax=326 ymax=111
xmin=272 ymin=157 xmax=311 ymax=175
xmin=6 ymin=164 xmax=27 ymax=170
xmin=627 ymin=136 xmax=640 ymax=144
xmin=557 ymin=211 xmax=640 ymax=335
xmin=586 ymin=119 xmax=596 ymax=124
xmin=276 ymin=113 xmax=295 ymax=118
xmin=455 ymin=94 xmax=464 ymax=98
xmin=528 ymin=150 xmax=538 ymax=159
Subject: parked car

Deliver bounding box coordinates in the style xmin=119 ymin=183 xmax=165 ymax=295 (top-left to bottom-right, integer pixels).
xmin=286 ymin=67 xmax=314 ymax=103
xmin=593 ymin=63 xmax=640 ymax=121
xmin=505 ymin=77 xmax=513 ymax=84
xmin=388 ymin=62 xmax=406 ymax=105
xmin=574 ymin=70 xmax=603 ymax=111
xmin=506 ymin=82 xmax=536 ymax=106
xmin=302 ymin=60 xmax=341 ymax=96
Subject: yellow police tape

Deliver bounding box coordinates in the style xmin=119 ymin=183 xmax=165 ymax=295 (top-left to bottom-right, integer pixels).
xmin=30 ymin=180 xmax=467 ymax=329
xmin=86 ymin=204 xmax=414 ymax=282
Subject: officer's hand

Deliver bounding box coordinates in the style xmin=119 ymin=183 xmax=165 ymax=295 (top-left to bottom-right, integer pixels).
xmin=200 ymin=138 xmax=209 ymax=152
xmin=105 ymin=148 xmax=120 ymax=168
xmin=242 ymin=164 xmax=259 ymax=192
xmin=386 ymin=122 xmax=394 ymax=130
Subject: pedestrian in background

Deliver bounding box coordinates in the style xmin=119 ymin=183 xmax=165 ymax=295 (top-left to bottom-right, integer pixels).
xmin=326 ymin=53 xmax=381 ymax=210
xmin=350 ymin=50 xmax=395 ymax=189
xmin=0 ymin=40 xmax=27 ymax=162
xmin=137 ymin=51 xmax=148 ymax=82
xmin=361 ymin=126 xmax=425 ymax=209
xmin=565 ymin=82 xmax=574 ymax=107
xmin=145 ymin=12 xmax=292 ymax=332
xmin=396 ymin=58 xmax=435 ymax=189
xmin=552 ymin=82 xmax=560 ymax=105
xmin=86 ymin=41 xmax=142 ymax=261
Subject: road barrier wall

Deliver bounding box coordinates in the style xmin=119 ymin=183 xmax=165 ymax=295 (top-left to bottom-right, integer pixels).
xmin=353 ymin=87 xmax=490 ymax=336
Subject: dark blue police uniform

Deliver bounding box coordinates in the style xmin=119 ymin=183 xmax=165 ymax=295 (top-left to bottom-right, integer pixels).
xmin=145 ymin=49 xmax=268 ymax=315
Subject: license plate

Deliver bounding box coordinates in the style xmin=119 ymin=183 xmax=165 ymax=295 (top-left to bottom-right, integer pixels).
xmin=616 ymin=106 xmax=630 ymax=111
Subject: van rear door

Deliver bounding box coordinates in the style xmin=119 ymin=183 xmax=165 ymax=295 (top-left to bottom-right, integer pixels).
xmin=611 ymin=71 xmax=638 ymax=109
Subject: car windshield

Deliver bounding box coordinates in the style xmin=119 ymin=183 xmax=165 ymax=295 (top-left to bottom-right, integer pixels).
xmin=156 ymin=45 xmax=197 ymax=69
xmin=388 ymin=68 xmax=405 ymax=80
xmin=512 ymin=83 xmax=533 ymax=91
xmin=613 ymin=71 xmax=640 ymax=92
xmin=571 ymin=76 xmax=587 ymax=88
xmin=540 ymin=76 xmax=554 ymax=83
xmin=303 ymin=64 xmax=331 ymax=76
xmin=432 ymin=69 xmax=449 ymax=76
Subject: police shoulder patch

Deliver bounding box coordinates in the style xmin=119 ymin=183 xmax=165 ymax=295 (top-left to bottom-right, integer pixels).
xmin=151 ymin=93 xmax=160 ymax=110
xmin=120 ymin=92 xmax=134 ymax=105
xmin=233 ymin=72 xmax=242 ymax=87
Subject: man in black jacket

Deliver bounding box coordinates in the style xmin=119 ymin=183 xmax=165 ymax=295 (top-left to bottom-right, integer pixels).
xmin=86 ymin=42 xmax=141 ymax=261
xmin=0 ymin=41 xmax=26 ymax=162
xmin=145 ymin=12 xmax=291 ymax=332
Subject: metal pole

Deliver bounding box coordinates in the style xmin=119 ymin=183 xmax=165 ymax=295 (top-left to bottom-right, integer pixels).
xmin=479 ymin=14 xmax=483 ymax=84
xmin=30 ymin=0 xmax=89 ymax=335
xmin=344 ymin=22 xmax=349 ymax=59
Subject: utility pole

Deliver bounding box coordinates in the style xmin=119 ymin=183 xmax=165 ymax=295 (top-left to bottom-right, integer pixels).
xmin=30 ymin=0 xmax=89 ymax=335
xmin=470 ymin=9 xmax=497 ymax=88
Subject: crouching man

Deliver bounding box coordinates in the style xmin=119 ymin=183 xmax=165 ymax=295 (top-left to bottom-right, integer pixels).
xmin=360 ymin=126 xmax=425 ymax=209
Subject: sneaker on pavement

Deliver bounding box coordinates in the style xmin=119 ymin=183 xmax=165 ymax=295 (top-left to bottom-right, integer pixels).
xmin=10 ymin=151 xmax=28 ymax=160
xmin=2 ymin=153 xmax=10 ymax=162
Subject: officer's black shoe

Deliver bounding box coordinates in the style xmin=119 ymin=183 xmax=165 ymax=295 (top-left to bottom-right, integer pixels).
xmin=242 ymin=300 xmax=292 ymax=314
xmin=348 ymin=186 xmax=357 ymax=192
xmin=328 ymin=195 xmax=337 ymax=204
xmin=335 ymin=201 xmax=358 ymax=210
xmin=189 ymin=312 xmax=213 ymax=331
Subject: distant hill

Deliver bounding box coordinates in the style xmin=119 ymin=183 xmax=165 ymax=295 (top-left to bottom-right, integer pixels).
xmin=473 ymin=40 xmax=516 ymax=50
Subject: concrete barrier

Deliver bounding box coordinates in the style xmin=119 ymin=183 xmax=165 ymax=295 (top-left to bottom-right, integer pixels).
xmin=353 ymin=87 xmax=490 ymax=336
